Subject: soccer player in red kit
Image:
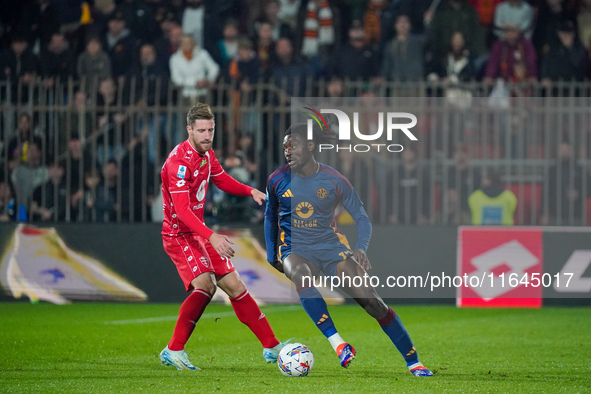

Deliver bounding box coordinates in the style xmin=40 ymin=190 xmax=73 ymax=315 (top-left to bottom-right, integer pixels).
xmin=159 ymin=102 xmax=286 ymax=370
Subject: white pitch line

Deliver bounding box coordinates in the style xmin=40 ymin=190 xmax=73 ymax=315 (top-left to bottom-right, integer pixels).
xmin=104 ymin=305 xmax=301 ymax=325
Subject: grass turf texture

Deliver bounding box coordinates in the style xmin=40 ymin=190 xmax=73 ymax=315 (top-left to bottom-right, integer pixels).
xmin=1 ymin=303 xmax=590 ymax=392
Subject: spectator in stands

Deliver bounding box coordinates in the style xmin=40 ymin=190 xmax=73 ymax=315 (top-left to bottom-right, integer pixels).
xmin=300 ymin=0 xmax=336 ymax=60
xmin=271 ymin=37 xmax=307 ymax=99
xmin=121 ymin=128 xmax=155 ymax=222
xmin=181 ymin=0 xmax=224 ymax=52
xmin=226 ymin=38 xmax=261 ymax=84
xmin=94 ymin=160 xmax=119 ymax=222
xmin=493 ymin=0 xmax=534 ymax=39
xmin=7 ymin=113 xmax=44 ymax=169
xmin=214 ymin=19 xmax=240 ymax=68
xmin=253 ymin=20 xmax=276 ymax=77
xmin=255 ymin=0 xmax=293 ymax=41
xmin=77 ymin=36 xmax=112 ymax=90
xmin=330 ymin=22 xmax=380 ymax=81
xmin=132 ymin=43 xmax=169 ymax=106
xmin=10 ymin=139 xmax=49 ymax=218
xmin=443 ymin=145 xmax=480 ymax=224
xmin=484 ymin=24 xmax=537 ymax=83
xmin=0 ymin=181 xmax=16 ymax=222
xmin=30 ymin=162 xmax=67 ymax=222
xmin=398 ymin=0 xmax=432 ymax=35
xmin=169 ymin=34 xmax=220 ymax=100
xmin=0 ymin=36 xmax=38 ymax=103
xmin=92 ymin=77 xmax=129 ymax=164
xmin=155 ymin=23 xmax=183 ymax=64
xmin=428 ymin=31 xmax=476 ymax=83
xmin=362 ymin=0 xmax=395 ymax=47
xmin=104 ymin=11 xmax=135 ymax=79
xmin=387 ymin=146 xmax=431 ymax=225
xmin=468 ymin=167 xmax=516 ymax=225
xmin=542 ymin=141 xmax=588 ymax=225
xmin=40 ymin=32 xmax=76 ymax=88
xmin=61 ymin=132 xmax=98 ymax=221
xmin=20 ymin=0 xmax=60 ymax=50
xmin=428 ymin=0 xmax=486 ymax=62
xmin=381 ymin=14 xmax=425 ymax=82
xmin=532 ymin=0 xmax=577 ymax=58
xmin=541 ymin=20 xmax=586 ymax=82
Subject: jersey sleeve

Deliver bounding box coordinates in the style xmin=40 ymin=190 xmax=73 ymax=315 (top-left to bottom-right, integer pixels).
xmin=264 ymin=176 xmax=280 ymax=264
xmin=339 ymin=176 xmax=372 ymax=251
xmin=209 ymin=150 xmax=253 ymax=196
xmin=165 ymin=157 xmax=214 ymax=239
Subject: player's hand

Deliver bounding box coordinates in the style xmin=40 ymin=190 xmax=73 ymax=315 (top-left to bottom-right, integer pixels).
xmin=251 ymin=189 xmax=266 ymax=206
xmin=354 ymin=248 xmax=371 ymax=270
xmin=209 ymin=233 xmax=235 ymax=258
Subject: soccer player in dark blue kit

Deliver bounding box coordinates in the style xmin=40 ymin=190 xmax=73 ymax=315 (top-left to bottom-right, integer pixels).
xmin=264 ymin=123 xmax=433 ymax=376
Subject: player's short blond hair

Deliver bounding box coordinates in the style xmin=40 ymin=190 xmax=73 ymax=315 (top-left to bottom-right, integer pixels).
xmin=187 ymin=102 xmax=215 ymax=126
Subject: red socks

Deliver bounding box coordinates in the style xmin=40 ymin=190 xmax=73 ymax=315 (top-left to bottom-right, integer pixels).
xmin=230 ymin=290 xmax=280 ymax=349
xmin=168 ymin=289 xmax=212 ymax=351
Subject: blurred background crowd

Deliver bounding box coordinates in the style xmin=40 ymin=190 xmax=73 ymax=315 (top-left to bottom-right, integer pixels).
xmin=1 ymin=0 xmax=591 ymax=226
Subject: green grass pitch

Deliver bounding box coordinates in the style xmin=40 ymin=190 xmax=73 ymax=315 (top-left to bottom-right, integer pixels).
xmin=1 ymin=302 xmax=590 ymax=392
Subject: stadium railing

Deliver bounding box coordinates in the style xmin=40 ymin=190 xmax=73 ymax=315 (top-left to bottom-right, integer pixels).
xmin=0 ymin=77 xmax=590 ymax=225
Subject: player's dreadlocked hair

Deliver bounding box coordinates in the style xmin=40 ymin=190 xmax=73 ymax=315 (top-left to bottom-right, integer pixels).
xmin=187 ymin=102 xmax=214 ymax=126
xmin=285 ymin=122 xmax=337 ymax=147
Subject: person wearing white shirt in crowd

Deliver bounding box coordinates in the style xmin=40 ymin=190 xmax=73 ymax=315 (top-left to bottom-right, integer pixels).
xmin=169 ymin=34 xmax=220 ymax=100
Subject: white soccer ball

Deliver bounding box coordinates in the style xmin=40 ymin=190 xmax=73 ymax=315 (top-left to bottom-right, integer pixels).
xmin=277 ymin=343 xmax=314 ymax=377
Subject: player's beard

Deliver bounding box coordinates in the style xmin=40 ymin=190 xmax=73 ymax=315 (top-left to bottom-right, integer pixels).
xmin=190 ymin=135 xmax=213 ymax=153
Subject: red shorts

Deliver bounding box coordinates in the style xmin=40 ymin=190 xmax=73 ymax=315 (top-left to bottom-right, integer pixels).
xmin=163 ymin=234 xmax=235 ymax=291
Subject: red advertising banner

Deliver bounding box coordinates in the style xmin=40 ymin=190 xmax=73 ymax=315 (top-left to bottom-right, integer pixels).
xmin=457 ymin=227 xmax=543 ymax=308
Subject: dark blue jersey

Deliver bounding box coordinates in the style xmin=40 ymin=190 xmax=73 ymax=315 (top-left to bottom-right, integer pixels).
xmin=264 ymin=162 xmax=372 ymax=264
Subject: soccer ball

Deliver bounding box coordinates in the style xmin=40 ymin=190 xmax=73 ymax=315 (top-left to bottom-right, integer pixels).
xmin=277 ymin=343 xmax=314 ymax=377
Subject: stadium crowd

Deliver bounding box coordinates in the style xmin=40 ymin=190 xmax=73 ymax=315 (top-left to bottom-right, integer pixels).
xmin=1 ymin=0 xmax=591 ymax=225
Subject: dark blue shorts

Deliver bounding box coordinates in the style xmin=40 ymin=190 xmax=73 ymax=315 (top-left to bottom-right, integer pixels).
xmin=278 ymin=233 xmax=353 ymax=277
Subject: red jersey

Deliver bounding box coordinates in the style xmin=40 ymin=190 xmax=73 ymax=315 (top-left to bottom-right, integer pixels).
xmin=161 ymin=140 xmax=253 ymax=239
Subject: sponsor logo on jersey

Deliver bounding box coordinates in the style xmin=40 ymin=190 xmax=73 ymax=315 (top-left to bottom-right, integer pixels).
xmin=177 ymin=165 xmax=187 ymax=178
xmin=176 ymin=180 xmax=186 ymax=187
xmin=194 ymin=170 xmax=199 ymax=177
xmin=295 ymin=201 xmax=314 ymax=219
xmin=316 ymin=188 xmax=328 ymax=199
xmin=282 ymin=189 xmax=293 ymax=198
xmin=192 ymin=203 xmax=204 ymax=210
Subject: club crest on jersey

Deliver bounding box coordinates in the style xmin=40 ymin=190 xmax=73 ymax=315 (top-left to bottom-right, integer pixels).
xmin=177 ymin=165 xmax=187 ymax=178
xmin=200 ymin=158 xmax=207 ymax=168
xmin=316 ymin=188 xmax=328 ymax=199
xmin=200 ymin=256 xmax=209 ymax=267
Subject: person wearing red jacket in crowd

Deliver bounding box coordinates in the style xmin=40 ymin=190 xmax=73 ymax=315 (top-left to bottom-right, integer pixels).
xmin=158 ymin=102 xmax=287 ymax=370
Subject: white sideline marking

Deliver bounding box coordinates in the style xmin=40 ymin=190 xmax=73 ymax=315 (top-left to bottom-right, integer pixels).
xmin=104 ymin=305 xmax=301 ymax=325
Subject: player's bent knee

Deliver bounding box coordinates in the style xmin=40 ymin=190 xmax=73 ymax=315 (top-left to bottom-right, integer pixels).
xmin=217 ymin=271 xmax=247 ymax=298
xmin=364 ymin=297 xmax=388 ymax=319
xmin=191 ymin=272 xmax=217 ymax=295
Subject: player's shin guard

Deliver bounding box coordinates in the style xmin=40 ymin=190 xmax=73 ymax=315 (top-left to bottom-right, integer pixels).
xmin=377 ymin=307 xmax=419 ymax=365
xmin=168 ymin=289 xmax=212 ymax=351
xmin=298 ymin=287 xmax=337 ymax=338
xmin=230 ymin=290 xmax=280 ymax=349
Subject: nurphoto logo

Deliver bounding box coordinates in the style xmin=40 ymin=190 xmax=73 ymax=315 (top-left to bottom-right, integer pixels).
xmin=303 ymin=106 xmax=418 ymax=153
